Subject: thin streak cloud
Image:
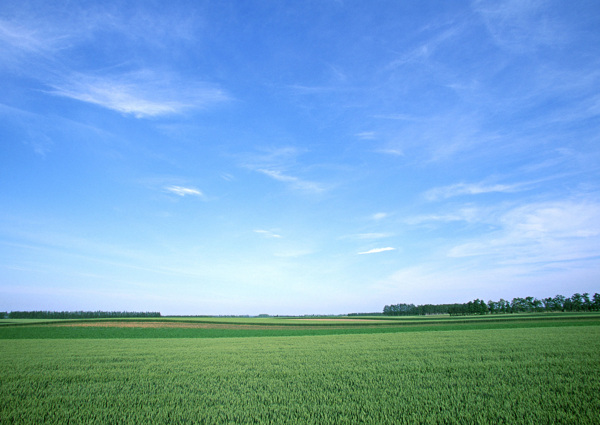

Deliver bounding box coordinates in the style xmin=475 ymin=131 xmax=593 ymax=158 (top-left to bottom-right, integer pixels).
xmin=0 ymin=19 xmax=55 ymax=55
xmin=424 ymin=182 xmax=523 ymax=201
xmin=356 ymin=233 xmax=392 ymax=240
xmin=358 ymin=247 xmax=396 ymax=255
xmin=165 ymin=186 xmax=203 ymax=197
xmin=254 ymin=230 xmax=282 ymax=239
xmin=257 ymin=169 xmax=326 ymax=193
xmin=355 ymin=131 xmax=377 ymax=140
xmin=48 ymin=71 xmax=229 ymax=118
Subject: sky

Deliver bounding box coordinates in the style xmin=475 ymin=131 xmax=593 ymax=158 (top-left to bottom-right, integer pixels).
xmin=1 ymin=0 xmax=599 ymax=315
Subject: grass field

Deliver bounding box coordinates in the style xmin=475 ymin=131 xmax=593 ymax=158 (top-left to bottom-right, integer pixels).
xmin=1 ymin=314 xmax=599 ymax=424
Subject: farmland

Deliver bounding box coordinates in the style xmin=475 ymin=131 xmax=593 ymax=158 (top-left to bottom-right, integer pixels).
xmin=1 ymin=314 xmax=599 ymax=424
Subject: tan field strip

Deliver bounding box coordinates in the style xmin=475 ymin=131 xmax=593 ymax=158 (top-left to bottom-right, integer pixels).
xmin=50 ymin=322 xmax=290 ymax=330
xmin=293 ymin=318 xmax=382 ymax=322
xmin=47 ymin=321 xmax=387 ymax=330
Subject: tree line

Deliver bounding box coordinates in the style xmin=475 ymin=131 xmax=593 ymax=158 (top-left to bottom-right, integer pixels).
xmin=383 ymin=303 xmax=463 ymax=316
xmin=384 ymin=292 xmax=600 ymax=316
xmin=1 ymin=311 xmax=161 ymax=319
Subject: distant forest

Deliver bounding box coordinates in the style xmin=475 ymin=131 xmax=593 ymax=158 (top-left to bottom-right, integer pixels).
xmin=1 ymin=311 xmax=161 ymax=319
xmin=384 ymin=292 xmax=600 ymax=316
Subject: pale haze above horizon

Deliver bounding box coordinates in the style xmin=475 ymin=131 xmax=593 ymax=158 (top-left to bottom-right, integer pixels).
xmin=1 ymin=1 xmax=599 ymax=315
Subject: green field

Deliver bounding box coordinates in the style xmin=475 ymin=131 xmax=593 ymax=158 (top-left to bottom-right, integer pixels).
xmin=1 ymin=315 xmax=599 ymax=424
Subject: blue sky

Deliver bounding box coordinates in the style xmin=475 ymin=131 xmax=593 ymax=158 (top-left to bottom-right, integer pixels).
xmin=1 ymin=0 xmax=599 ymax=315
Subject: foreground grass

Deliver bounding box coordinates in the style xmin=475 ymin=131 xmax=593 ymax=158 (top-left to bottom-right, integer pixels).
xmin=1 ymin=324 xmax=599 ymax=424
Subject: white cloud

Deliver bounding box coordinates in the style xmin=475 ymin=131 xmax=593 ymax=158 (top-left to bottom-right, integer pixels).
xmin=373 ymin=113 xmax=415 ymax=121
xmin=48 ymin=71 xmax=229 ymax=118
xmin=424 ymin=181 xmax=523 ymax=201
xmin=0 ymin=19 xmax=55 ymax=55
xmin=254 ymin=230 xmax=282 ymax=239
xmin=474 ymin=0 xmax=566 ymax=52
xmin=502 ymin=201 xmax=600 ymax=239
xmin=287 ymin=84 xmax=349 ymax=94
xmin=447 ymin=200 xmax=600 ymax=264
xmin=0 ymin=3 xmax=200 ymax=58
xmin=273 ymin=249 xmax=313 ymax=258
xmin=404 ymin=199 xmax=600 ymax=268
xmin=386 ymin=25 xmax=462 ymax=70
xmin=243 ymin=147 xmax=302 ymax=169
xmin=165 ymin=185 xmax=203 ymax=197
xmin=257 ymin=169 xmax=325 ymax=193
xmin=0 ymin=12 xmax=229 ymax=119
xmin=405 ymin=208 xmax=482 ymax=225
xmin=355 ymin=131 xmax=377 ymax=140
xmin=373 ymin=260 xmax=600 ymax=305
xmin=356 ymin=233 xmax=392 ymax=240
xmin=239 ymin=147 xmax=327 ymax=194
xmin=358 ymin=247 xmax=395 ymax=255
xmin=372 ymin=111 xmax=494 ymax=165
xmin=372 ymin=212 xmax=388 ymax=220
xmin=257 ymin=169 xmax=295 ymax=183
xmin=340 ymin=233 xmax=393 ymax=242
xmin=376 ymin=148 xmax=404 ymax=156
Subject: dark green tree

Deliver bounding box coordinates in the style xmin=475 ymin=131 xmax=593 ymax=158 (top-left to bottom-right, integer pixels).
xmin=553 ymin=295 xmax=566 ymax=311
xmin=582 ymin=293 xmax=592 ymax=311
xmin=571 ymin=293 xmax=584 ymax=311
xmin=593 ymin=293 xmax=600 ymax=311
xmin=542 ymin=297 xmax=555 ymax=311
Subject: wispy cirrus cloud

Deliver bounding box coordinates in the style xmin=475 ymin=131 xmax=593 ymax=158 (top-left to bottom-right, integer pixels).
xmin=1 ymin=6 xmax=229 ymax=119
xmin=164 ymin=185 xmax=203 ymax=197
xmin=371 ymin=212 xmax=388 ymax=220
xmin=372 ymin=199 xmax=600 ymax=304
xmin=355 ymin=233 xmax=392 ymax=240
xmin=371 ymin=111 xmax=492 ymax=164
xmin=239 ymin=146 xmax=328 ymax=194
xmin=340 ymin=232 xmax=392 ymax=241
xmin=386 ymin=24 xmax=462 ymax=69
xmin=0 ymin=19 xmax=59 ymax=56
xmin=254 ymin=229 xmax=282 ymax=239
xmin=474 ymin=0 xmax=566 ymax=53
xmin=376 ymin=148 xmax=404 ymax=156
xmin=405 ymin=207 xmax=482 ymax=226
xmin=48 ymin=71 xmax=229 ymax=118
xmin=273 ymin=249 xmax=314 ymax=258
xmin=358 ymin=247 xmax=395 ymax=255
xmin=257 ymin=169 xmax=326 ymax=193
xmin=447 ymin=199 xmax=600 ymax=264
xmin=424 ymin=181 xmax=524 ymax=201
xmin=355 ymin=131 xmax=377 ymax=140
xmin=287 ymin=84 xmax=352 ymax=95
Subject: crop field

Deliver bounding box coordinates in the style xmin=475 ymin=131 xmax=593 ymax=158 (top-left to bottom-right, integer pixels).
xmin=1 ymin=315 xmax=599 ymax=424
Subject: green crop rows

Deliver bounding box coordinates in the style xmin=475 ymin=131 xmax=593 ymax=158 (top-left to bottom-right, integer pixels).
xmin=1 ymin=319 xmax=599 ymax=424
